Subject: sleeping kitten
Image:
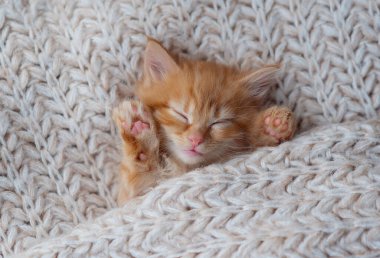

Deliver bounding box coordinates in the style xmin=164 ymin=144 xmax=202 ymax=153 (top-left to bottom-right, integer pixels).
xmin=112 ymin=39 xmax=295 ymax=205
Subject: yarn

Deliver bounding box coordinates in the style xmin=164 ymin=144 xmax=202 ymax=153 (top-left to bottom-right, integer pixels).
xmin=0 ymin=0 xmax=379 ymax=257
xmin=13 ymin=121 xmax=380 ymax=257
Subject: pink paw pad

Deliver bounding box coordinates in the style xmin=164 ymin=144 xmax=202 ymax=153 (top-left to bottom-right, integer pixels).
xmin=264 ymin=114 xmax=291 ymax=141
xmin=131 ymin=120 xmax=150 ymax=135
xmin=121 ymin=120 xmax=150 ymax=135
xmin=137 ymin=152 xmax=147 ymax=161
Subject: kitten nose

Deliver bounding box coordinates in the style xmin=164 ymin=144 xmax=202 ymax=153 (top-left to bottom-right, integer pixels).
xmin=188 ymin=134 xmax=203 ymax=147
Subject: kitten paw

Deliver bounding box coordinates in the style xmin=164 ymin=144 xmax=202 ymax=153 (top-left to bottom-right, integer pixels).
xmin=112 ymin=100 xmax=159 ymax=164
xmin=113 ymin=100 xmax=153 ymax=137
xmin=262 ymin=106 xmax=295 ymax=143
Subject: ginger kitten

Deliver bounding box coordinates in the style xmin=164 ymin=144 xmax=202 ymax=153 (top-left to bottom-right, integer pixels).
xmin=112 ymin=40 xmax=295 ymax=205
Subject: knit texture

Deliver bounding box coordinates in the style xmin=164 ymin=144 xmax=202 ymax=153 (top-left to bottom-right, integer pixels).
xmin=0 ymin=0 xmax=379 ymax=257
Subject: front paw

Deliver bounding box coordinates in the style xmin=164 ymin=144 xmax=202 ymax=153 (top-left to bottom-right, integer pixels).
xmin=262 ymin=106 xmax=295 ymax=144
xmin=113 ymin=100 xmax=151 ymax=134
xmin=112 ymin=100 xmax=159 ymax=163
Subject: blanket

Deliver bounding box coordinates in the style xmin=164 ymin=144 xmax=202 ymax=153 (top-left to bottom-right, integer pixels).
xmin=0 ymin=0 xmax=379 ymax=257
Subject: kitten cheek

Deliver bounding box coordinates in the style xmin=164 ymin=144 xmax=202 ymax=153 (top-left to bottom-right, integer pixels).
xmin=210 ymin=133 xmax=227 ymax=142
xmin=162 ymin=128 xmax=186 ymax=146
xmin=210 ymin=127 xmax=230 ymax=139
xmin=211 ymin=128 xmax=239 ymax=141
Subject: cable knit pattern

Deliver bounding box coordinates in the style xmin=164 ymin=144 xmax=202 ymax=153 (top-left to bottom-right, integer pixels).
xmin=0 ymin=0 xmax=379 ymax=257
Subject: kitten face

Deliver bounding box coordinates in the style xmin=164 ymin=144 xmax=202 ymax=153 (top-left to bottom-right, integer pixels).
xmin=155 ymin=94 xmax=244 ymax=166
xmin=137 ymin=40 xmax=279 ymax=167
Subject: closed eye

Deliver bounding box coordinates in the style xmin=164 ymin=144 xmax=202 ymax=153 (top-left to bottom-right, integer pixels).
xmin=210 ymin=119 xmax=233 ymax=127
xmin=171 ymin=109 xmax=189 ymax=123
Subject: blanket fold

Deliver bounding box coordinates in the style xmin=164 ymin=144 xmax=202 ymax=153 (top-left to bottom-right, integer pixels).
xmin=15 ymin=121 xmax=380 ymax=257
xmin=1 ymin=0 xmax=379 ymax=257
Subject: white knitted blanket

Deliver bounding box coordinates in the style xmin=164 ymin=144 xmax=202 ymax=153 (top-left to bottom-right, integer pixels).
xmin=0 ymin=0 xmax=379 ymax=257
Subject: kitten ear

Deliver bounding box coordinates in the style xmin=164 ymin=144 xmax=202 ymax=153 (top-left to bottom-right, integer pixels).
xmin=144 ymin=39 xmax=180 ymax=81
xmin=239 ymin=64 xmax=280 ymax=97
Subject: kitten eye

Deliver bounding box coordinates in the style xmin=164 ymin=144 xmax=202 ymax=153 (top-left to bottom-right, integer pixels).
xmin=171 ymin=109 xmax=189 ymax=123
xmin=210 ymin=119 xmax=232 ymax=127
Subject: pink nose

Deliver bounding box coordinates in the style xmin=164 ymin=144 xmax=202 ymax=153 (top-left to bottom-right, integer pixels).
xmin=188 ymin=134 xmax=203 ymax=147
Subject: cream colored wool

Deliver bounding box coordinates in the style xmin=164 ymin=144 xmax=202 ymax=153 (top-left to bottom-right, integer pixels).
xmin=0 ymin=0 xmax=379 ymax=257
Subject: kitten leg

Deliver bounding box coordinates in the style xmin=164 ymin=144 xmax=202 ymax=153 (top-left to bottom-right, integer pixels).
xmin=250 ymin=106 xmax=296 ymax=147
xmin=112 ymin=100 xmax=160 ymax=206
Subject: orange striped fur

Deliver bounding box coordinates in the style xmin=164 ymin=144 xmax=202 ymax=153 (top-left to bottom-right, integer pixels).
xmin=113 ymin=39 xmax=295 ymax=205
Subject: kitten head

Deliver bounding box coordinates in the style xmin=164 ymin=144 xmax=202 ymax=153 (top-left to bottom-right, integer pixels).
xmin=137 ymin=39 xmax=279 ymax=167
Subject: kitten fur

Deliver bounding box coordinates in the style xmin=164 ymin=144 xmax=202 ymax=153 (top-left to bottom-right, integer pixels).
xmin=113 ymin=39 xmax=295 ymax=205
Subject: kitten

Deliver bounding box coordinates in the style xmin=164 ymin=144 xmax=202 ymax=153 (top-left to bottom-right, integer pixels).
xmin=112 ymin=39 xmax=296 ymax=205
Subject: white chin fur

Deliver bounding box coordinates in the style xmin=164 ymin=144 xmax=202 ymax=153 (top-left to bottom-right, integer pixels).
xmin=168 ymin=144 xmax=205 ymax=165
xmin=174 ymin=149 xmax=205 ymax=165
